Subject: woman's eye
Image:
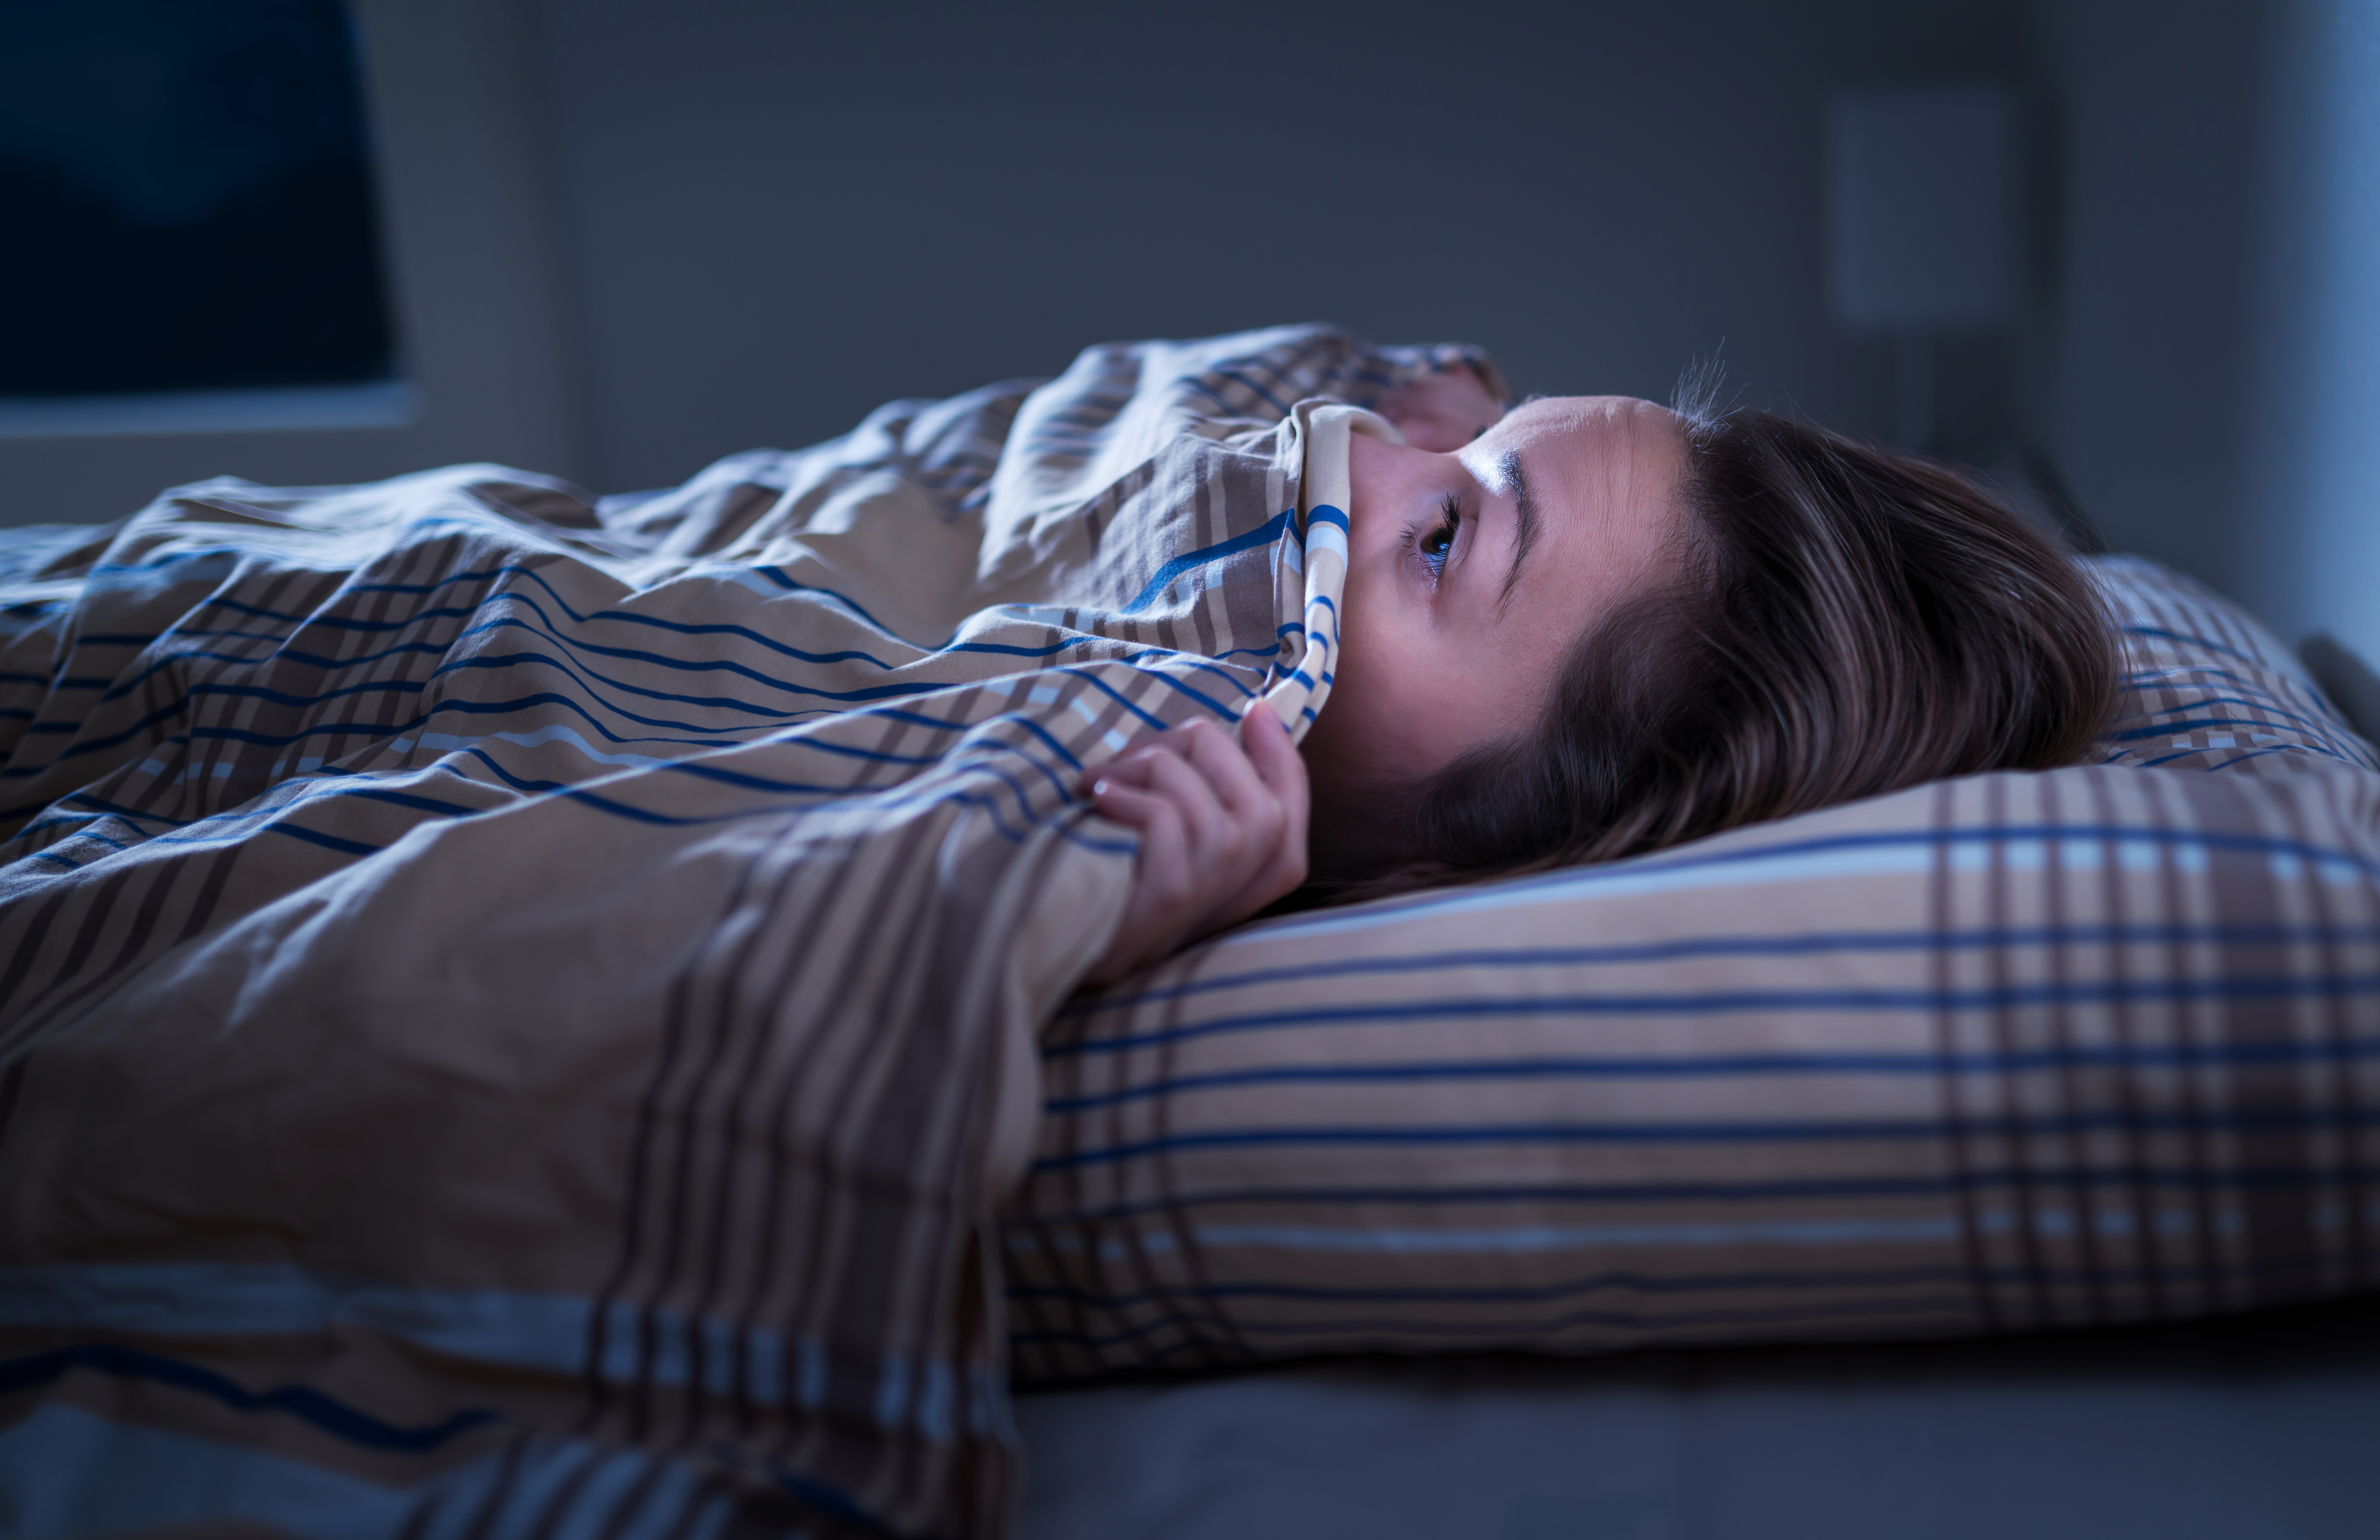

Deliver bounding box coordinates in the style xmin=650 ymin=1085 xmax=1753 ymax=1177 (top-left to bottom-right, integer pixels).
xmin=1401 ymin=495 xmax=1463 ymax=585
xmin=1420 ymin=497 xmax=1460 ymax=577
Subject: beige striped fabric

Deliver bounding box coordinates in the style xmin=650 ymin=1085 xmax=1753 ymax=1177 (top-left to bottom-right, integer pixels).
xmin=2089 ymin=554 xmax=2380 ymax=778
xmin=1248 ymin=402 xmax=1370 ymax=741
xmin=1006 ymin=557 xmax=2380 ymax=1383
xmin=0 ymin=327 xmax=1459 ymax=1537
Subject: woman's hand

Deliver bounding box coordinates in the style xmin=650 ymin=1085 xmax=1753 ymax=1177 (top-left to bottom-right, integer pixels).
xmin=1080 ymin=706 xmax=1309 ymax=987
xmin=1376 ymin=362 xmax=1506 ymax=452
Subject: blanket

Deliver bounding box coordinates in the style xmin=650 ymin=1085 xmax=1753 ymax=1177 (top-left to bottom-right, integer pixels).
xmin=0 ymin=327 xmax=1462 ymax=1538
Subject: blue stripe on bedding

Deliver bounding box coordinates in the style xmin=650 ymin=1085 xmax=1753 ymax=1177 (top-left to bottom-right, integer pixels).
xmin=1046 ymin=972 xmax=2380 ymax=1059
xmin=1008 ymin=1163 xmax=2380 ymax=1231
xmin=1008 ymin=1241 xmax=2365 ymax=1347
xmin=1153 ymin=1214 xmax=1967 ymax=1254
xmin=1021 ymin=1239 xmax=2380 ymax=1348
xmin=0 ymin=1262 xmax=582 ymax=1379
xmin=6 ymin=709 xmax=1115 ymax=868
xmin=1031 ymin=1103 xmax=2380 ymax=1170
xmin=1120 ymin=511 xmax=1290 ymax=614
xmin=1017 ymin=1244 xmax=2359 ymax=1334
xmin=3 ymin=643 xmax=1232 ymax=821
xmin=2139 ymin=743 xmax=2353 ymax=769
xmin=1023 ymin=1297 xmax=1973 ymax=1362
xmin=0 ymin=668 xmax=944 ymax=787
xmin=110 ymin=557 xmax=1127 ymax=685
xmin=1235 ymin=821 xmax=2378 ymax=946
xmin=2103 ymin=714 xmax=2358 ymax=745
xmin=1007 ymin=1264 xmax=1973 ymax=1313
xmin=0 ymin=1403 xmax=734 ymax=1540
xmin=2 ymin=1344 xmax=495 ymax=1452
xmin=1061 ymin=921 xmax=2380 ymax=1014
xmin=2112 ymin=692 xmax=2340 ymax=735
xmin=1008 ymin=1244 xmax=2358 ymax=1314
xmin=0 ymin=1262 xmax=964 ymax=1448
xmin=1211 ymin=367 xmax=1293 ymax=418
xmin=94 ymin=640 xmax=455 ymax=701
xmin=2120 ymin=625 xmax=2276 ymax=668
xmin=1044 ymin=1031 xmax=2380 ymax=1111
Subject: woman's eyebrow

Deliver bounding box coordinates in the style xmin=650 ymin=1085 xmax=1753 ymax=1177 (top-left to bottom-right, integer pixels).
xmin=1497 ymin=448 xmax=1540 ymax=610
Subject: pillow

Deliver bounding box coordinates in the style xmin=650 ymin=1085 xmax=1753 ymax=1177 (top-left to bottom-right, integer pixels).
xmin=1002 ymin=556 xmax=2380 ymax=1383
xmin=2089 ymin=554 xmax=2379 ymax=778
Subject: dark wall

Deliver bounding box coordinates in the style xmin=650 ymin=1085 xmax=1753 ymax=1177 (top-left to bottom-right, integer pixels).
xmin=2040 ymin=0 xmax=2268 ymax=587
xmin=22 ymin=0 xmax=2319 ymax=637
xmin=529 ymin=0 xmax=2030 ymax=493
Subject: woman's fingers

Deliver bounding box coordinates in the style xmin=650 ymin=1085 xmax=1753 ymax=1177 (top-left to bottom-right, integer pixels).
xmin=1237 ymin=702 xmax=1306 ymax=823
xmin=1104 ymin=720 xmax=1254 ymax=803
xmin=1234 ymin=701 xmax=1311 ymax=902
xmin=1089 ymin=778 xmax=1188 ymax=891
xmin=1083 ymin=778 xmax=1193 ymax=979
xmin=1140 ymin=716 xmax=1299 ymax=925
xmin=1136 ymin=743 xmax=1239 ymax=861
xmin=1172 ymin=718 xmax=1270 ymax=815
xmin=1080 ymin=710 xmax=1314 ymax=984
xmin=1099 ymin=723 xmax=1259 ymax=865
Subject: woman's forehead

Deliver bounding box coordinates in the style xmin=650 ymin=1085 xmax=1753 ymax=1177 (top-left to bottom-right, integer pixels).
xmin=1513 ymin=393 xmax=1676 ymax=434
xmin=1463 ymin=395 xmax=1685 ymax=499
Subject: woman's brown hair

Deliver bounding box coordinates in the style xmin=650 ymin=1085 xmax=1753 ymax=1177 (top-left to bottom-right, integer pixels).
xmin=1333 ymin=382 xmax=2118 ymax=891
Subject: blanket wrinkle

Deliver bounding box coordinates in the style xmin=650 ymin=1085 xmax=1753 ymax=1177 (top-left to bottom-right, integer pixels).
xmin=0 ymin=325 xmax=1458 ymax=1537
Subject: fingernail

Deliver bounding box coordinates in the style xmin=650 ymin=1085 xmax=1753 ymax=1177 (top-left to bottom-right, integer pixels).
xmin=1091 ymin=779 xmax=1109 ymax=796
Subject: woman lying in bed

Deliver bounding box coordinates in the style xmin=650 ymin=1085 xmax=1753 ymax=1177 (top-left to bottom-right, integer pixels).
xmin=1085 ymin=362 xmax=2115 ymax=982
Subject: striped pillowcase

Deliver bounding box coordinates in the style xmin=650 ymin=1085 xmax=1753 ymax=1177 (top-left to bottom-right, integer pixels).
xmin=1002 ymin=556 xmax=2380 ymax=1383
xmin=2092 ymin=554 xmax=2379 ymax=776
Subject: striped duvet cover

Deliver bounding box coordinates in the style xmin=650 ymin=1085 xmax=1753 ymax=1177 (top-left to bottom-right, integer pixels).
xmin=1007 ymin=557 xmax=2380 ymax=1380
xmin=0 ymin=327 xmax=1463 ymax=1538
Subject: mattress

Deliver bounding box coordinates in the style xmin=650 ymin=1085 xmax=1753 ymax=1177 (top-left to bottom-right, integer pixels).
xmin=1016 ymin=1293 xmax=2380 ymax=1539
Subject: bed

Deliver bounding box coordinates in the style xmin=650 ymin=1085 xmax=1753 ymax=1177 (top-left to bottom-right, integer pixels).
xmin=2 ymin=326 xmax=2374 ymax=1538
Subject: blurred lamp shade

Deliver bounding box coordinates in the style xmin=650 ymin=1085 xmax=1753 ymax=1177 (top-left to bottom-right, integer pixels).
xmin=1826 ymin=84 xmax=2018 ymax=332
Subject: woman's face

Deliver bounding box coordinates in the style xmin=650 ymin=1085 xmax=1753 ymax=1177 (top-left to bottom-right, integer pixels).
xmin=1300 ymin=395 xmax=1690 ymax=851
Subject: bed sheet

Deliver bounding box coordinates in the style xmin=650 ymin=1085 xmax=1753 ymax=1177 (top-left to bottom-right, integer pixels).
xmin=1016 ymin=1295 xmax=2380 ymax=1540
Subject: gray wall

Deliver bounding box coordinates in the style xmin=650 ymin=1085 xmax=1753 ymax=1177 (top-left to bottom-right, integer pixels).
xmin=529 ymin=0 xmax=2028 ymax=494
xmin=2038 ymin=0 xmax=2380 ymax=658
xmin=0 ymin=0 xmax=2031 ymax=519
xmin=2035 ymin=0 xmax=2267 ymax=586
xmin=9 ymin=0 xmax=2371 ymax=661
